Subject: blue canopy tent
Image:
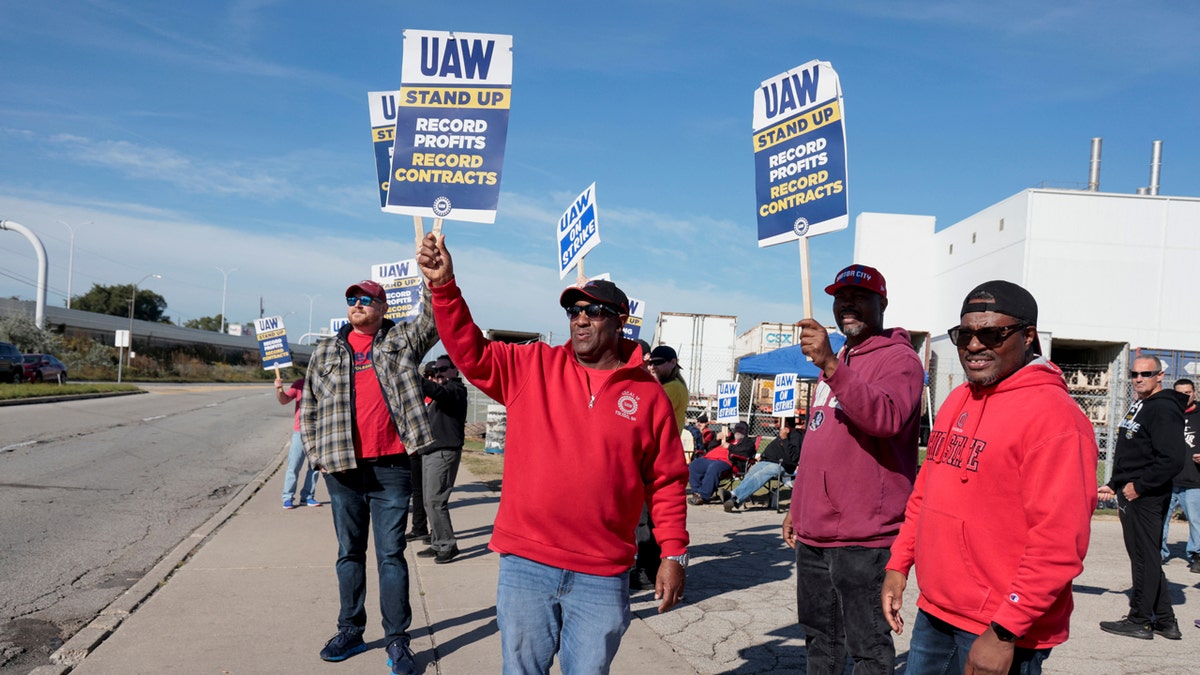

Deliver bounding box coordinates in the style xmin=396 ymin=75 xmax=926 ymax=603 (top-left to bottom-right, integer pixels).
xmin=736 ymin=333 xmax=847 ymax=378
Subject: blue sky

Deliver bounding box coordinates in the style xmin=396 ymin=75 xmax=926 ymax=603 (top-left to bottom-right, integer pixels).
xmin=1 ymin=1 xmax=1197 ymax=343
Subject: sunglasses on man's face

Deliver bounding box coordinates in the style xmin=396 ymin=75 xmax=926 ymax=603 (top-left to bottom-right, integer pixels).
xmin=1130 ymin=370 xmax=1162 ymax=379
xmin=346 ymin=295 xmax=377 ymax=307
xmin=946 ymin=323 xmax=1027 ymax=349
xmin=565 ymin=303 xmax=618 ymax=319
xmin=434 ymin=365 xmax=454 ymax=373
xmin=649 ymin=359 xmax=668 ymax=366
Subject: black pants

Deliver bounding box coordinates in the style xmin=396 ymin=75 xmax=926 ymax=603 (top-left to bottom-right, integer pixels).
xmin=634 ymin=505 xmax=660 ymax=578
xmin=1118 ymin=490 xmax=1173 ymax=622
xmin=795 ymin=543 xmax=893 ymax=675
xmin=408 ymin=453 xmax=428 ymax=534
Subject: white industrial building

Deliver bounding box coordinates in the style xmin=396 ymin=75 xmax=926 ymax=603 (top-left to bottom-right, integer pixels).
xmin=848 ymin=140 xmax=1200 ymax=459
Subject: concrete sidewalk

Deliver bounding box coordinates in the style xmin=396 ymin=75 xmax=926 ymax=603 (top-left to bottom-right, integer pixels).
xmin=35 ymin=444 xmax=1200 ymax=674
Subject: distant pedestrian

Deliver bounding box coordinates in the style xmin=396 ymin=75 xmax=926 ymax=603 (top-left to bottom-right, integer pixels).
xmin=404 ymin=362 xmax=439 ymax=546
xmin=1160 ymin=378 xmax=1200 ymax=571
xmin=415 ymin=355 xmax=468 ymax=564
xmin=275 ymin=373 xmax=319 ymax=509
xmin=1098 ymin=354 xmax=1188 ymax=640
xmin=648 ymin=345 xmax=688 ymax=429
xmin=302 ymin=279 xmax=438 ymax=674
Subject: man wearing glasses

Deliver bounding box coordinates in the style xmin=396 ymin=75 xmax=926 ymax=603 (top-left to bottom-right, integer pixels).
xmin=302 ymin=279 xmax=437 ymax=674
xmin=882 ymin=280 xmax=1098 ymax=674
xmin=785 ymin=264 xmax=924 ymax=675
xmin=1098 ymin=353 xmax=1188 ymax=640
xmin=417 ymin=233 xmax=688 ymax=674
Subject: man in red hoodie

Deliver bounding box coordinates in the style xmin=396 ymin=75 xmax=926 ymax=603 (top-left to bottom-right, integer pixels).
xmin=416 ymin=233 xmax=688 ymax=674
xmin=882 ymin=280 xmax=1098 ymax=674
xmin=784 ymin=264 xmax=924 ymax=675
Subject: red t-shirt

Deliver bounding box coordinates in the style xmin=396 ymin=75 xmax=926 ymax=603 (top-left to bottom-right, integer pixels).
xmin=346 ymin=330 xmax=405 ymax=459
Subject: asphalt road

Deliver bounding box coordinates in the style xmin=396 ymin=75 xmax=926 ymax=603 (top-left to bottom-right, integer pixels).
xmin=0 ymin=384 xmax=291 ymax=674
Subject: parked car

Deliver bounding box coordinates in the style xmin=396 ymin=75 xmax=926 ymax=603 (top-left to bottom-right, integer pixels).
xmin=21 ymin=353 xmax=68 ymax=384
xmin=0 ymin=341 xmax=22 ymax=383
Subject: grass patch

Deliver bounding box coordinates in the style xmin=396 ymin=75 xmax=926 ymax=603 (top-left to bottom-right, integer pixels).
xmin=0 ymin=382 xmax=141 ymax=400
xmin=461 ymin=442 xmax=503 ymax=491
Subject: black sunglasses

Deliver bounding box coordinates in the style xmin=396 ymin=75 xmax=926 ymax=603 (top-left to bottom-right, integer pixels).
xmin=648 ymin=359 xmax=667 ymax=366
xmin=434 ymin=365 xmax=454 ymax=373
xmin=947 ymin=323 xmax=1027 ymax=349
xmin=1130 ymin=370 xmax=1161 ymax=379
xmin=346 ymin=295 xmax=377 ymax=307
xmin=565 ymin=303 xmax=618 ymax=319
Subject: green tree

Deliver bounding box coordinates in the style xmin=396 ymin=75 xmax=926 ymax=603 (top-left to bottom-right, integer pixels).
xmin=184 ymin=315 xmax=225 ymax=331
xmin=72 ymin=284 xmax=168 ymax=322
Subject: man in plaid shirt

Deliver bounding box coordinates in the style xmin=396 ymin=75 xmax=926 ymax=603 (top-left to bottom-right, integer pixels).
xmin=302 ymin=279 xmax=438 ymax=675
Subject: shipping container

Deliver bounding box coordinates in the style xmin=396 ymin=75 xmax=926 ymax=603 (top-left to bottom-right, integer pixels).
xmin=652 ymin=312 xmax=737 ymax=398
xmin=735 ymin=322 xmax=802 ymax=357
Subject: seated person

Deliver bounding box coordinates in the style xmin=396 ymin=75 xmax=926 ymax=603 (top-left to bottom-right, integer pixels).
xmin=688 ymin=428 xmax=733 ymax=505
xmin=724 ymin=417 xmax=803 ymax=511
xmin=694 ymin=414 xmax=717 ymax=458
xmin=726 ymin=422 xmax=757 ymax=473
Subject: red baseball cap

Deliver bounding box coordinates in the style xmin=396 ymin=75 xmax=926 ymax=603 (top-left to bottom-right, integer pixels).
xmin=824 ymin=264 xmax=887 ymax=299
xmin=345 ymin=280 xmax=388 ymax=303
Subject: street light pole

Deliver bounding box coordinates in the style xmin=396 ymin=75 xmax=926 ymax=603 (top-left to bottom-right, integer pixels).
xmin=304 ymin=294 xmax=319 ymax=345
xmin=126 ymin=273 xmax=162 ymax=380
xmin=57 ymin=220 xmax=90 ymax=309
xmin=216 ymin=266 xmax=237 ymax=333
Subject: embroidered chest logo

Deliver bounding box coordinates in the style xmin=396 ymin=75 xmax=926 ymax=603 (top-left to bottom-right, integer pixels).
xmin=955 ymin=411 xmax=969 ymax=429
xmin=809 ymin=410 xmax=825 ymax=430
xmin=615 ymin=391 xmax=640 ymax=421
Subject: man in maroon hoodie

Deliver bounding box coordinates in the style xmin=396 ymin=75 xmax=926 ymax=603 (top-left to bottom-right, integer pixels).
xmin=783 ymin=264 xmax=924 ymax=675
xmin=882 ymin=280 xmax=1098 ymax=674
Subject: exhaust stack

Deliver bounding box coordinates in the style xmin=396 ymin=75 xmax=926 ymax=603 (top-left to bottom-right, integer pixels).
xmin=1087 ymin=138 xmax=1102 ymax=191
xmin=1148 ymin=140 xmax=1163 ymax=196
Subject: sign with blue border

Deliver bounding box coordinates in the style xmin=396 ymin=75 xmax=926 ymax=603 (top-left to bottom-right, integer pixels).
xmin=558 ymin=182 xmax=601 ymax=279
xmin=371 ymin=258 xmax=423 ymax=323
xmin=772 ymin=372 xmax=798 ymax=416
xmin=717 ymin=381 xmax=740 ymax=423
xmin=622 ymin=296 xmax=645 ymax=340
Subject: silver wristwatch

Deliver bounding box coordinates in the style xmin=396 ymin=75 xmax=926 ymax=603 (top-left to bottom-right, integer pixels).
xmin=664 ymin=553 xmax=689 ymax=569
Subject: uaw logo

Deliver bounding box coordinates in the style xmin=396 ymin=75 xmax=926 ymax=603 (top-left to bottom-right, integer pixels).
xmin=615 ymin=391 xmax=640 ymax=421
xmin=793 ymin=217 xmax=810 ymax=237
xmin=432 ymin=196 xmax=452 ymax=217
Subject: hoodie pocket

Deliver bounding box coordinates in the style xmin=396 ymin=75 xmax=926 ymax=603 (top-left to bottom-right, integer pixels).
xmin=913 ymin=506 xmax=993 ymax=615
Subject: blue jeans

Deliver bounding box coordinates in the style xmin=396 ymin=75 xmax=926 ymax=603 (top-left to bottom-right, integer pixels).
xmin=732 ymin=460 xmax=783 ymax=504
xmin=1160 ymin=486 xmax=1200 ymax=561
xmin=906 ymin=609 xmax=1051 ymax=675
xmin=324 ymin=456 xmax=413 ymax=645
xmin=496 ymin=554 xmax=630 ymax=675
xmin=689 ymin=457 xmax=730 ymax=500
xmin=282 ymin=431 xmax=319 ymax=502
xmin=795 ymin=543 xmax=893 ymax=675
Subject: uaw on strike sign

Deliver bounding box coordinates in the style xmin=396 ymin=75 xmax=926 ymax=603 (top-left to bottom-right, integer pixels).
xmin=383 ymin=29 xmax=513 ymax=223
xmin=753 ymin=60 xmax=848 ymax=247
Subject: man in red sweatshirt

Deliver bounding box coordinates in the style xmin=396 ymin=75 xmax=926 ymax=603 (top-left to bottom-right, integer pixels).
xmin=416 ymin=233 xmax=688 ymax=674
xmin=784 ymin=264 xmax=924 ymax=675
xmin=882 ymin=280 xmax=1098 ymax=674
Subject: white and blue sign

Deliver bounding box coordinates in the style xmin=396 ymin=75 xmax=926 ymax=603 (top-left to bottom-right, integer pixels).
xmin=330 ymin=318 xmax=349 ymax=334
xmin=254 ymin=316 xmax=292 ymax=370
xmin=622 ymin=296 xmax=645 ymax=340
xmin=558 ymin=182 xmax=601 ymax=279
xmin=772 ymin=372 xmax=798 ymax=416
xmin=368 ymin=90 xmax=400 ymax=209
xmin=385 ymin=29 xmax=513 ymax=224
xmin=372 ymin=258 xmax=423 ymax=323
xmin=717 ymin=381 xmax=740 ymax=423
xmin=753 ymin=60 xmax=848 ymax=247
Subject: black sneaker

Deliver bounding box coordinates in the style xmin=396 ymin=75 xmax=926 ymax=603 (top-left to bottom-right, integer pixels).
xmin=1153 ymin=617 xmax=1182 ymax=640
xmin=1190 ymin=557 xmax=1200 ymax=574
xmin=404 ymin=530 xmax=429 ymax=541
xmin=319 ymin=627 xmax=367 ymax=661
xmin=386 ymin=638 xmax=417 ymax=675
xmin=416 ymin=547 xmax=438 ymax=558
xmin=723 ymin=496 xmax=739 ymax=512
xmin=435 ymin=545 xmax=460 ymax=564
xmin=1099 ymin=616 xmax=1153 ymax=640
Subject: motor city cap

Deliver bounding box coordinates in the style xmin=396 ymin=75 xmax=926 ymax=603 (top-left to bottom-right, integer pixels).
xmin=345 ymin=280 xmax=388 ymax=303
xmin=824 ymin=264 xmax=887 ymax=299
xmin=559 ymin=279 xmax=630 ymax=314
